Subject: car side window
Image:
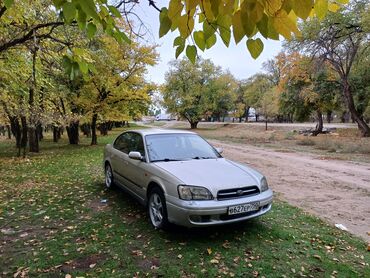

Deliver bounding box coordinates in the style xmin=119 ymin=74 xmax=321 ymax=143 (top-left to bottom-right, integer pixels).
xmin=129 ymin=133 xmax=145 ymax=156
xmin=113 ymin=133 xmax=131 ymax=153
xmin=114 ymin=132 xmax=145 ymax=156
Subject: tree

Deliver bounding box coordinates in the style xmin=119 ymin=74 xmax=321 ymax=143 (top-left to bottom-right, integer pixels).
xmin=207 ymin=72 xmax=237 ymax=122
xmin=162 ymin=58 xmax=222 ymax=129
xmin=1 ymin=0 xmax=348 ymax=70
xmin=294 ymin=1 xmax=370 ymax=136
xmin=77 ymin=35 xmax=157 ymax=145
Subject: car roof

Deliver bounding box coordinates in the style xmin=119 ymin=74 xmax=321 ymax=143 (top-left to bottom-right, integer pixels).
xmin=125 ymin=128 xmax=196 ymax=136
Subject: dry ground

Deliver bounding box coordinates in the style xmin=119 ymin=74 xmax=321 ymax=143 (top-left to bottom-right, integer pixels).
xmin=211 ymin=139 xmax=370 ymax=241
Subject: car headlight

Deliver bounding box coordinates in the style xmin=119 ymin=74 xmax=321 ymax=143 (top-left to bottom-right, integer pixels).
xmin=178 ymin=185 xmax=213 ymax=200
xmin=260 ymin=177 xmax=269 ymax=192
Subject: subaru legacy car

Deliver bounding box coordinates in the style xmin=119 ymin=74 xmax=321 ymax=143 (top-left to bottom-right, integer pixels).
xmin=103 ymin=129 xmax=273 ymax=229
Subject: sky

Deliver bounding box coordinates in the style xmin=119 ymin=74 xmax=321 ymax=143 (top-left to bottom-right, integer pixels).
xmin=133 ymin=1 xmax=282 ymax=84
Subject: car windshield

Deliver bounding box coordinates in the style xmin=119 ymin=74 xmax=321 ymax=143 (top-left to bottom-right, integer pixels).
xmin=145 ymin=133 xmax=221 ymax=162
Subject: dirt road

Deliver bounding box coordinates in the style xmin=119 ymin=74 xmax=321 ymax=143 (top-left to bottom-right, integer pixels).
xmin=210 ymin=140 xmax=370 ymax=241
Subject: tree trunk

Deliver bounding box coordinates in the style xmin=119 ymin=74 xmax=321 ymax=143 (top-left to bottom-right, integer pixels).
xmin=9 ymin=116 xmax=21 ymax=148
xmin=244 ymin=107 xmax=250 ymax=122
xmin=312 ymin=110 xmax=323 ymax=136
xmin=20 ymin=116 xmax=28 ymax=158
xmin=91 ymin=113 xmax=98 ymax=145
xmin=326 ymin=111 xmax=332 ymax=123
xmin=342 ymin=80 xmax=370 ymax=137
xmin=6 ymin=125 xmax=11 ymax=139
xmin=265 ymin=120 xmax=268 ymax=131
xmin=53 ymin=126 xmax=60 ymax=142
xmin=66 ymin=121 xmax=79 ymax=144
xmin=190 ymin=121 xmax=198 ymax=129
xmin=28 ymin=125 xmax=39 ymax=152
xmin=37 ymin=123 xmax=43 ymax=141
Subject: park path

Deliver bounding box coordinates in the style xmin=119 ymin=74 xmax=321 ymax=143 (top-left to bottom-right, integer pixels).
xmin=210 ymin=140 xmax=370 ymax=241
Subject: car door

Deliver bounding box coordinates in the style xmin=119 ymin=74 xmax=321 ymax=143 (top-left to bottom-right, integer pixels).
xmin=111 ymin=132 xmax=136 ymax=192
xmin=124 ymin=132 xmax=147 ymax=199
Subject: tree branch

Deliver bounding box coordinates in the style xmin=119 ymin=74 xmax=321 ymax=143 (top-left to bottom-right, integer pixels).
xmin=0 ymin=5 xmax=6 ymax=18
xmin=0 ymin=21 xmax=64 ymax=52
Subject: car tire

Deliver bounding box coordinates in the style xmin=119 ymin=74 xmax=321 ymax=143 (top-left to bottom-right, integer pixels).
xmin=105 ymin=163 xmax=114 ymax=189
xmin=148 ymin=187 xmax=169 ymax=230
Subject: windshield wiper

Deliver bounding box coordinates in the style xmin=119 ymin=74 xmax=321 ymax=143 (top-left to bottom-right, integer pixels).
xmin=151 ymin=158 xmax=182 ymax=162
xmin=191 ymin=156 xmax=214 ymax=160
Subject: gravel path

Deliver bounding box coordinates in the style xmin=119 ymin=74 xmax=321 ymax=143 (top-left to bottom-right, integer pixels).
xmin=210 ymin=140 xmax=370 ymax=241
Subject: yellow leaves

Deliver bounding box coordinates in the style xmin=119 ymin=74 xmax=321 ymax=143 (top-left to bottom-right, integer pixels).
xmin=273 ymin=9 xmax=300 ymax=39
xmin=291 ymin=0 xmax=313 ymax=20
xmin=207 ymin=248 xmax=212 ymax=255
xmin=314 ymin=0 xmax=328 ymax=19
xmin=264 ymin=0 xmax=283 ymax=16
xmin=164 ymin=0 xmax=348 ymax=62
xmin=178 ymin=15 xmax=194 ymax=38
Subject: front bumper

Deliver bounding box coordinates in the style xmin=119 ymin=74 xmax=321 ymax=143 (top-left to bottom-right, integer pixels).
xmin=166 ymin=189 xmax=273 ymax=227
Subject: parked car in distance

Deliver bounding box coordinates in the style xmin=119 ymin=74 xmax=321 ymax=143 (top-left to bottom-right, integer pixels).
xmin=155 ymin=113 xmax=175 ymax=121
xmin=103 ymin=129 xmax=273 ymax=229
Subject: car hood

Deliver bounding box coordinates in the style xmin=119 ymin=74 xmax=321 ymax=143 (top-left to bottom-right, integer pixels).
xmin=154 ymin=158 xmax=260 ymax=193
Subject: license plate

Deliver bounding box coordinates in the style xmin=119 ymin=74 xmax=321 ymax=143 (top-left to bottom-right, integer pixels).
xmin=228 ymin=202 xmax=260 ymax=215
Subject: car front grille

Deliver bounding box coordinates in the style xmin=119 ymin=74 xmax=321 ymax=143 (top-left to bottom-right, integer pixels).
xmin=217 ymin=186 xmax=260 ymax=200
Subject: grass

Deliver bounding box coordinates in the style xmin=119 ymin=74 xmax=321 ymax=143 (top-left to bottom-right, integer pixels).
xmin=0 ymin=128 xmax=369 ymax=277
xmin=191 ymin=123 xmax=370 ymax=162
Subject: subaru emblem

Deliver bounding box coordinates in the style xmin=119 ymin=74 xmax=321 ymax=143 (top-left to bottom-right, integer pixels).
xmin=237 ymin=189 xmax=243 ymax=196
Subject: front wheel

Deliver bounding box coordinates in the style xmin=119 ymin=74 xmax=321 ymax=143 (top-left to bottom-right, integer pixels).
xmin=105 ymin=163 xmax=114 ymax=189
xmin=148 ymin=188 xmax=169 ymax=229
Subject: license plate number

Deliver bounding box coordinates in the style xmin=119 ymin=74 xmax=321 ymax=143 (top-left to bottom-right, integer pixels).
xmin=228 ymin=202 xmax=260 ymax=215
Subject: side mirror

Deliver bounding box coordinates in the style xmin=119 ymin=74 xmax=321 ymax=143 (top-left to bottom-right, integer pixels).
xmin=215 ymin=147 xmax=223 ymax=154
xmin=128 ymin=151 xmax=143 ymax=161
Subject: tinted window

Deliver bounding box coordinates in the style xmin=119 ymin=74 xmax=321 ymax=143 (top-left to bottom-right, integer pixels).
xmin=145 ymin=134 xmax=221 ymax=162
xmin=113 ymin=132 xmax=145 ymax=156
xmin=113 ymin=133 xmax=130 ymax=153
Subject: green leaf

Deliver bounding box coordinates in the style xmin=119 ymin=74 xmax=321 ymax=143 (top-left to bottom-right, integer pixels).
xmin=175 ymin=44 xmax=185 ymax=58
xmin=257 ymin=14 xmax=269 ymax=38
xmin=232 ymin=10 xmax=244 ymax=44
xmin=108 ymin=5 xmax=121 ymax=17
xmin=205 ymin=34 xmax=217 ymax=49
xmin=173 ymin=36 xmax=185 ymax=47
xmin=159 ymin=8 xmax=172 ymax=38
xmin=292 ymin=0 xmax=313 ymax=20
xmin=203 ymin=20 xmax=216 ymax=40
xmin=87 ymin=23 xmax=97 ymax=38
xmin=113 ymin=29 xmax=131 ymax=44
xmin=4 ymin=0 xmax=14 ymax=8
xmin=79 ymin=0 xmax=100 ymax=22
xmin=186 ymin=45 xmax=197 ymax=63
xmin=240 ymin=8 xmax=255 ymax=37
xmin=52 ymin=0 xmax=65 ymax=9
xmin=246 ymin=38 xmax=264 ymax=59
xmin=218 ymin=15 xmax=231 ymax=47
xmin=62 ymin=2 xmax=76 ymax=23
xmin=77 ymin=8 xmax=87 ymax=29
xmin=79 ymin=61 xmax=89 ymax=74
xmin=194 ymin=31 xmax=206 ymax=51
xmin=314 ymin=0 xmax=328 ymax=19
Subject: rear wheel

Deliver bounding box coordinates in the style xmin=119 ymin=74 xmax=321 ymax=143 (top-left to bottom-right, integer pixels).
xmin=148 ymin=188 xmax=169 ymax=229
xmin=105 ymin=163 xmax=114 ymax=188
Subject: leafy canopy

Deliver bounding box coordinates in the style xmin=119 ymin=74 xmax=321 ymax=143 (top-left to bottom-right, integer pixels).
xmin=159 ymin=0 xmax=349 ymax=60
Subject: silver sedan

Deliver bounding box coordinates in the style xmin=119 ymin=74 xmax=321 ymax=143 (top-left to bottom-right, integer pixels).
xmin=103 ymin=129 xmax=273 ymax=229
